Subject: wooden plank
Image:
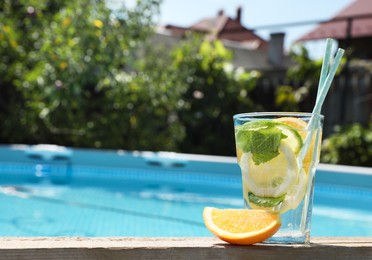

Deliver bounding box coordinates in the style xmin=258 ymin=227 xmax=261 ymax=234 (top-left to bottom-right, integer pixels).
xmin=0 ymin=237 xmax=371 ymax=260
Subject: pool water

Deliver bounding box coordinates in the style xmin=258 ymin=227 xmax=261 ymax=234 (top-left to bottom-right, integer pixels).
xmin=0 ymin=166 xmax=241 ymax=237
xmin=0 ymin=165 xmax=371 ymax=237
xmin=313 ymin=183 xmax=372 ymax=236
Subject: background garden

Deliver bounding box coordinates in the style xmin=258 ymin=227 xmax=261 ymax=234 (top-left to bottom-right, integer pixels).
xmin=1 ymin=0 xmax=371 ymax=166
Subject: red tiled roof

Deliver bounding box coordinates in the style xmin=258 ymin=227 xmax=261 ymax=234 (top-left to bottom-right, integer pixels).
xmin=190 ymin=13 xmax=228 ymax=33
xmin=164 ymin=8 xmax=268 ymax=49
xmin=164 ymin=25 xmax=188 ymax=37
xmin=298 ymin=0 xmax=372 ymax=41
xmin=217 ymin=18 xmax=268 ymax=49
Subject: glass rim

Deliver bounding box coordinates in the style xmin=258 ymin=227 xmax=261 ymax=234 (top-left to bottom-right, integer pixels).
xmin=233 ymin=112 xmax=324 ymax=119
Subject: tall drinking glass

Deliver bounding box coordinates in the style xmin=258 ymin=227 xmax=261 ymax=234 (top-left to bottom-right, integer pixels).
xmin=233 ymin=112 xmax=323 ymax=244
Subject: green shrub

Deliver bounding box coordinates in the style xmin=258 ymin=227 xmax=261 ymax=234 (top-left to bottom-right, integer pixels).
xmin=171 ymin=36 xmax=260 ymax=156
xmin=321 ymin=123 xmax=372 ymax=167
xmin=0 ymin=0 xmax=186 ymax=151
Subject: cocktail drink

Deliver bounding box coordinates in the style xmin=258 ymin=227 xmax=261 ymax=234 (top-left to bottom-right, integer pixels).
xmin=203 ymin=40 xmax=342 ymax=245
xmin=233 ymin=112 xmax=323 ymax=244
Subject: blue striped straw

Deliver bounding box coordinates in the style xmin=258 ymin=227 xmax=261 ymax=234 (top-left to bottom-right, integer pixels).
xmin=312 ymin=48 xmax=345 ymax=115
xmin=316 ymin=38 xmax=334 ymax=101
xmin=298 ymin=46 xmax=345 ymax=164
xmin=300 ymin=43 xmax=344 ymax=232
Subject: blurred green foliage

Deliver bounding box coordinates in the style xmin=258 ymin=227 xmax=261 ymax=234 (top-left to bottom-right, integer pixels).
xmin=275 ymin=85 xmax=300 ymax=111
xmin=171 ymin=36 xmax=259 ymax=155
xmin=0 ymin=0 xmax=259 ymax=155
xmin=275 ymin=46 xmax=322 ymax=112
xmin=286 ymin=46 xmax=322 ymax=88
xmin=0 ymin=0 xmax=184 ymax=150
xmin=321 ymin=123 xmax=372 ymax=167
xmin=1 ymin=1 xmax=370 ymax=166
xmin=275 ymin=45 xmax=347 ymax=113
xmin=277 ymin=45 xmax=371 ymax=167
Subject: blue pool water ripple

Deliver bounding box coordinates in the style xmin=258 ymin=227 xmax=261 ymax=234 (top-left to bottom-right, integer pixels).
xmin=0 ymin=166 xmax=371 ymax=237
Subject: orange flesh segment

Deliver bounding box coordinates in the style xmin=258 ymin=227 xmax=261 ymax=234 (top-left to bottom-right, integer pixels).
xmin=203 ymin=207 xmax=281 ymax=245
xmin=212 ymin=209 xmax=278 ymax=233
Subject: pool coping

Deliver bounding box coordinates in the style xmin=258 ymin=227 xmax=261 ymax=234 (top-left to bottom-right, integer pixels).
xmin=0 ymin=237 xmax=371 ymax=259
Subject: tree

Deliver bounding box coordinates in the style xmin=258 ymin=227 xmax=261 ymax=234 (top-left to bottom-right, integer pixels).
xmin=172 ymin=35 xmax=260 ymax=156
xmin=0 ymin=0 xmax=190 ymax=151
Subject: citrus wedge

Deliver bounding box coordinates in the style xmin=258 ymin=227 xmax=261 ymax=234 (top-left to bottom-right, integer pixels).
xmin=277 ymin=169 xmax=308 ymax=213
xmin=274 ymin=117 xmax=308 ymax=130
xmin=240 ymin=141 xmax=299 ymax=198
xmin=203 ymin=207 xmax=281 ymax=245
xmin=245 ymin=168 xmax=308 ymax=214
xmin=275 ymin=124 xmax=303 ymax=154
xmin=274 ymin=117 xmax=321 ymax=174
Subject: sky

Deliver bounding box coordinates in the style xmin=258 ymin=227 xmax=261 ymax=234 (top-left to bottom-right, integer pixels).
xmin=157 ymin=0 xmax=355 ymax=58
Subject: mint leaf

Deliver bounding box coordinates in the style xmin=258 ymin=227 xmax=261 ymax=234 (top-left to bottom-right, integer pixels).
xmin=251 ymin=151 xmax=279 ymax=165
xmin=238 ymin=120 xmax=277 ymax=130
xmin=248 ymin=192 xmax=286 ymax=207
xmin=235 ymin=129 xmax=253 ymax=153
xmin=250 ymin=127 xmax=286 ymax=154
xmin=235 ymin=122 xmax=287 ymax=165
xmin=250 ymin=127 xmax=287 ymax=164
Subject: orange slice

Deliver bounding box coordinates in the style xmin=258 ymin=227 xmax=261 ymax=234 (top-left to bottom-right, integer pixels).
xmin=274 ymin=117 xmax=321 ymax=174
xmin=274 ymin=117 xmax=308 ymax=130
xmin=203 ymin=207 xmax=281 ymax=245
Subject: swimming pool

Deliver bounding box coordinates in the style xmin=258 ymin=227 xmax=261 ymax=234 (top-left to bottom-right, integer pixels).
xmin=0 ymin=144 xmax=371 ymax=237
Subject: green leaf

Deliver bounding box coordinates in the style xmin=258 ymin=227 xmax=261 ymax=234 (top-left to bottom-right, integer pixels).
xmin=251 ymin=151 xmax=280 ymax=165
xmin=250 ymin=127 xmax=286 ymax=154
xmin=248 ymin=192 xmax=286 ymax=207
xmin=235 ymin=121 xmax=287 ymax=164
xmin=235 ymin=129 xmax=253 ymax=153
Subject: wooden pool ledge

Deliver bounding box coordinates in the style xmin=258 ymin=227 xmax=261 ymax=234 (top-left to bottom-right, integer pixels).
xmin=0 ymin=237 xmax=371 ymax=259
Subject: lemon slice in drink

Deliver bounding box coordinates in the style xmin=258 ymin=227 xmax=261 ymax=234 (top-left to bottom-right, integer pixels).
xmin=276 ymin=168 xmax=308 ymax=214
xmin=245 ymin=169 xmax=307 ymax=214
xmin=240 ymin=141 xmax=299 ymax=198
xmin=275 ymin=124 xmax=303 ymax=154
xmin=274 ymin=117 xmax=322 ymax=174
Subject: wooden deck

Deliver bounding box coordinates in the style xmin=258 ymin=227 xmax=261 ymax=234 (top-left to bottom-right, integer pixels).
xmin=0 ymin=237 xmax=371 ymax=259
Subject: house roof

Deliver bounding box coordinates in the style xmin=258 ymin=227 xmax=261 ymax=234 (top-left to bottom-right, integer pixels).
xmin=298 ymin=0 xmax=372 ymax=41
xmin=164 ymin=8 xmax=268 ymax=50
xmin=153 ymin=29 xmax=291 ymax=72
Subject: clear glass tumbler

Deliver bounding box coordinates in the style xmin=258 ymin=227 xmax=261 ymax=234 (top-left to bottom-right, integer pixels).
xmin=233 ymin=112 xmax=323 ymax=244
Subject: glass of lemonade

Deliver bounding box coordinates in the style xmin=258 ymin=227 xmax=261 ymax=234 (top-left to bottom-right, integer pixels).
xmin=233 ymin=112 xmax=323 ymax=244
